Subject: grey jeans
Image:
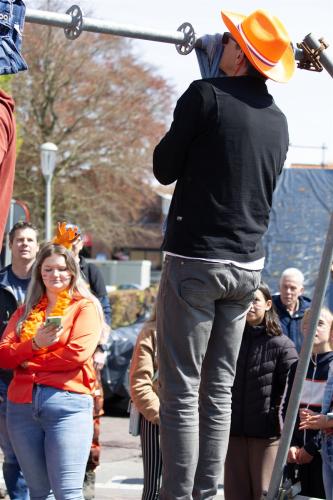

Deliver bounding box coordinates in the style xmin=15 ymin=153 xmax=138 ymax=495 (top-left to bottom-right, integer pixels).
xmin=157 ymin=256 xmax=261 ymax=500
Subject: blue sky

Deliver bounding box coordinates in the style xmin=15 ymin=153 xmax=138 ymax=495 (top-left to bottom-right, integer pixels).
xmin=28 ymin=0 xmax=333 ymax=165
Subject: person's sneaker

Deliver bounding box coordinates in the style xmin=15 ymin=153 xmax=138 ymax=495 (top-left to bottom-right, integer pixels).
xmin=0 ymin=487 xmax=6 ymax=499
xmin=83 ymin=470 xmax=95 ymax=500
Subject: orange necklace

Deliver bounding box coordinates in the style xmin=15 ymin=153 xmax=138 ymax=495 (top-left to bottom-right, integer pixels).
xmin=20 ymin=290 xmax=72 ymax=342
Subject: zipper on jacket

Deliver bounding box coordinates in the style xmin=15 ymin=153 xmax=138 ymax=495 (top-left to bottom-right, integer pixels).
xmin=303 ymin=354 xmax=317 ymax=446
xmin=240 ymin=334 xmax=250 ymax=433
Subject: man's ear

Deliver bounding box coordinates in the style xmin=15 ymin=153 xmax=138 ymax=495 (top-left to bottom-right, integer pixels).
xmin=235 ymin=49 xmax=247 ymax=72
xmin=236 ymin=48 xmax=245 ymax=62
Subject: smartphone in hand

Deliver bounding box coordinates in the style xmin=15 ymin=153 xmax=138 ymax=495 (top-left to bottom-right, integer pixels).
xmin=45 ymin=316 xmax=62 ymax=327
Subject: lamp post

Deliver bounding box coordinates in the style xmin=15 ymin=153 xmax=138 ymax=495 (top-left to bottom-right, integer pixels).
xmin=40 ymin=142 xmax=58 ymax=240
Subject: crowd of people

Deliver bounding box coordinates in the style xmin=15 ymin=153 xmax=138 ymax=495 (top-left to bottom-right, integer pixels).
xmin=0 ymin=4 xmax=332 ymax=500
xmin=130 ymin=270 xmax=333 ymax=500
xmin=1 ymin=224 xmax=332 ymax=500
xmin=0 ymin=221 xmax=110 ymax=500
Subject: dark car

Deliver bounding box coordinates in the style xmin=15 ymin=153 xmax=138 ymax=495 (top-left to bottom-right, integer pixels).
xmin=117 ymin=283 xmax=142 ymax=290
xmin=101 ymin=316 xmax=146 ymax=414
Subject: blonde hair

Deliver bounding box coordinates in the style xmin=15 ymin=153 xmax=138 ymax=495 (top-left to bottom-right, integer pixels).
xmin=19 ymin=242 xmax=106 ymax=332
xmin=302 ymin=307 xmax=333 ymax=347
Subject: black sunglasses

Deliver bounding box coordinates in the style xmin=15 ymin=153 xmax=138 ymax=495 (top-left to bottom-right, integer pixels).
xmin=222 ymin=32 xmax=237 ymax=45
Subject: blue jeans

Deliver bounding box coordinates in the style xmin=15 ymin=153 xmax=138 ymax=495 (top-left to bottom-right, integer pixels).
xmin=0 ymin=0 xmax=28 ymax=74
xmin=7 ymin=385 xmax=93 ymax=500
xmin=322 ymin=437 xmax=333 ymax=500
xmin=157 ymin=256 xmax=260 ymax=499
xmin=320 ymin=368 xmax=333 ymax=499
xmin=0 ymin=379 xmax=29 ymax=499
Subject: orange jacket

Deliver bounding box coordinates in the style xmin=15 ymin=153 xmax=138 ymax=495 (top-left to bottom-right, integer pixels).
xmin=0 ymin=297 xmax=101 ymax=403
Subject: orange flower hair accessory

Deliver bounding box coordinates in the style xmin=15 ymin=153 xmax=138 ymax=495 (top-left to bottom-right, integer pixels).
xmin=52 ymin=221 xmax=80 ymax=250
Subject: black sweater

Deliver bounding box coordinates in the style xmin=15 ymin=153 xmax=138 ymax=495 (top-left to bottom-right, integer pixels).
xmin=0 ymin=265 xmax=22 ymax=385
xmin=153 ymin=76 xmax=289 ymax=261
xmin=230 ymin=324 xmax=298 ymax=438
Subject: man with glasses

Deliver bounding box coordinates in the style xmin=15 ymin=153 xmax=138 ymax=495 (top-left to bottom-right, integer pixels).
xmin=153 ymin=8 xmax=296 ymax=499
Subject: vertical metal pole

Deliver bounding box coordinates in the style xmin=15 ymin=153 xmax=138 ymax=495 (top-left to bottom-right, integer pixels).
xmin=321 ymin=143 xmax=327 ymax=167
xmin=265 ymin=211 xmax=333 ymax=500
xmin=45 ymin=176 xmax=52 ymax=240
xmin=265 ymin=37 xmax=333 ymax=499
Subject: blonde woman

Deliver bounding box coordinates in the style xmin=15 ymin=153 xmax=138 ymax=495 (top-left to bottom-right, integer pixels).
xmin=283 ymin=307 xmax=333 ymax=499
xmin=297 ymin=308 xmax=333 ymax=500
xmin=0 ymin=242 xmax=105 ymax=500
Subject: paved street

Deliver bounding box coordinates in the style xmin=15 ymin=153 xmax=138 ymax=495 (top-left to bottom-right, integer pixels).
xmin=0 ymin=415 xmax=315 ymax=499
xmin=0 ymin=415 xmax=225 ymax=499
xmin=95 ymin=415 xmax=143 ymax=499
xmin=95 ymin=415 xmax=225 ymax=499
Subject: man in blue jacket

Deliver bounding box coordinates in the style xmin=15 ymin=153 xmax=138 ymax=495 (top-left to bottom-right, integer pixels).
xmin=153 ymin=8 xmax=295 ymax=499
xmin=0 ymin=221 xmax=39 ymax=499
xmin=273 ymin=268 xmax=311 ymax=352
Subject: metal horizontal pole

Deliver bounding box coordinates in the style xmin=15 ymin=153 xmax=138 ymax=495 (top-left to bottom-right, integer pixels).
xmin=24 ymin=9 xmax=333 ymax=75
xmin=25 ymin=8 xmax=187 ymax=44
xmin=305 ymin=33 xmax=333 ymax=78
xmin=290 ymin=144 xmax=327 ymax=149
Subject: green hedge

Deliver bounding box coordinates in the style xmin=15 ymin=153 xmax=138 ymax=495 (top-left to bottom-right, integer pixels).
xmin=109 ymin=285 xmax=158 ymax=328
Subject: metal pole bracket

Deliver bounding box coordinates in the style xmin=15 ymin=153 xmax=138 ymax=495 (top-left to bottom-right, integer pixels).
xmin=64 ymin=4 xmax=83 ymax=40
xmin=296 ymin=37 xmax=329 ymax=72
xmin=176 ymin=22 xmax=196 ymax=55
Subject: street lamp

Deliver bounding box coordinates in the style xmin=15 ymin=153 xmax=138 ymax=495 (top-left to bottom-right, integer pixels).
xmin=40 ymin=142 xmax=58 ymax=240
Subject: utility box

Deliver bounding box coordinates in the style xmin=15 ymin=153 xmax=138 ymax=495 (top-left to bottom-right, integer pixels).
xmin=87 ymin=259 xmax=151 ymax=289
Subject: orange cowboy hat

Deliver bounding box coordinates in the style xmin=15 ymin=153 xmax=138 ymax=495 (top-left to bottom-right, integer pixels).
xmin=221 ymin=9 xmax=295 ymax=83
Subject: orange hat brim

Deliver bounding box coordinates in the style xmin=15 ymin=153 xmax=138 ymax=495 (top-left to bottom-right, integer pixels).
xmin=221 ymin=10 xmax=295 ymax=83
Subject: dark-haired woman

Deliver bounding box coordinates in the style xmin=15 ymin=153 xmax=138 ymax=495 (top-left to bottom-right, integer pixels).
xmin=224 ymin=282 xmax=298 ymax=500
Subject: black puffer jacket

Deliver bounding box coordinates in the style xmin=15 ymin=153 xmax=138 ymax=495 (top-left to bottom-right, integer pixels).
xmin=0 ymin=265 xmax=21 ymax=384
xmin=230 ymin=324 xmax=298 ymax=438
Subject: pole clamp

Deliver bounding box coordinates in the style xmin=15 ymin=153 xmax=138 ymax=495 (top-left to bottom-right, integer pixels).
xmin=64 ymin=5 xmax=83 ymax=40
xmin=297 ymin=37 xmax=329 ymax=72
xmin=176 ymin=22 xmax=195 ymax=55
